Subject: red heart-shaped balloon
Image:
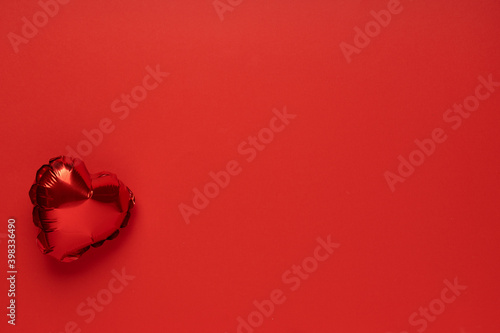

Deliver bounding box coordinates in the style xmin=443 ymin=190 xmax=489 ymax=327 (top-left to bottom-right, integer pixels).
xmin=29 ymin=156 xmax=135 ymax=262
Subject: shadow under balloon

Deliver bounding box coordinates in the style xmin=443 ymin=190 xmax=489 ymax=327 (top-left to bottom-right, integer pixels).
xmin=43 ymin=204 xmax=140 ymax=278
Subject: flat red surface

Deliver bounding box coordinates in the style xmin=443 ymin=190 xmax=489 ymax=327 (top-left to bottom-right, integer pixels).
xmin=1 ymin=0 xmax=500 ymax=332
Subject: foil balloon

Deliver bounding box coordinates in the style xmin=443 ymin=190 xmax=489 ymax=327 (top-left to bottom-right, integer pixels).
xmin=29 ymin=156 xmax=135 ymax=262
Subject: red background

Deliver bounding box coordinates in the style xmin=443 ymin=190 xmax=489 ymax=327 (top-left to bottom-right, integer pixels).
xmin=1 ymin=0 xmax=500 ymax=332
